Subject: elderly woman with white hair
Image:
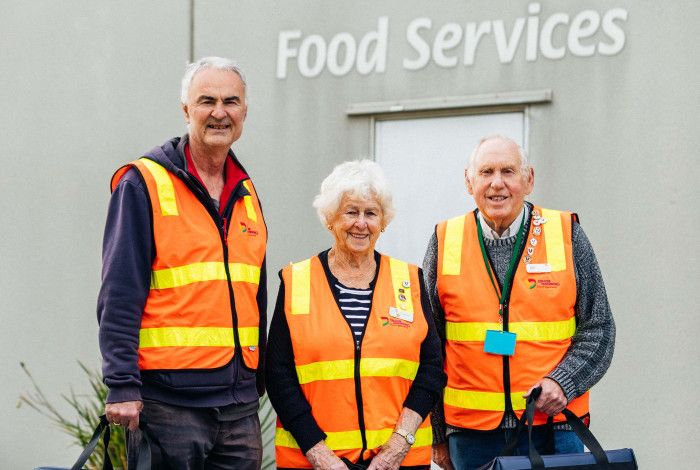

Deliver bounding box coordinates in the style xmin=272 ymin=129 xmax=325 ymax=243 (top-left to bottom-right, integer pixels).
xmin=266 ymin=160 xmax=445 ymax=470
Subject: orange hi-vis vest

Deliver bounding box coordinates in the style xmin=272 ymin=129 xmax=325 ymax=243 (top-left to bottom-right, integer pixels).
xmin=275 ymin=255 xmax=432 ymax=468
xmin=436 ymin=205 xmax=589 ymax=430
xmin=111 ymin=157 xmax=267 ymax=371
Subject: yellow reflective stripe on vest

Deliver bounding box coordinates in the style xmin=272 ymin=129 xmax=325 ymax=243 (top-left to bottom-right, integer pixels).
xmin=242 ymin=180 xmax=258 ymax=223
xmin=442 ymin=215 xmax=465 ymax=275
xmin=445 ymin=321 xmax=500 ymax=341
xmin=276 ymin=428 xmax=362 ymax=450
xmin=238 ymin=326 xmax=260 ymax=347
xmin=510 ymin=317 xmax=576 ymax=341
xmin=296 ymin=358 xmax=420 ymax=385
xmin=366 ymin=426 xmax=432 ymax=449
xmin=445 ymin=318 xmax=576 ymax=342
xmin=297 ymin=359 xmax=354 ymax=383
xmin=229 ymin=263 xmax=261 ymax=284
xmin=276 ymin=426 xmax=432 ymax=450
xmin=139 ymin=326 xmax=259 ymax=348
xmin=444 ymin=387 xmax=527 ymax=412
xmin=139 ymin=158 xmax=179 ymax=216
xmin=290 ymin=259 xmax=311 ymax=315
xmin=150 ymin=262 xmax=260 ymax=289
xmin=540 ymin=208 xmax=566 ymax=272
xmin=361 ymin=357 xmax=418 ymax=380
xmin=389 ymin=258 xmax=414 ymax=313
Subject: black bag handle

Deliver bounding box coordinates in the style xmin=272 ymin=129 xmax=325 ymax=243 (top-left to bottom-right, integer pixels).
xmin=70 ymin=415 xmax=112 ymax=470
xmin=129 ymin=423 xmax=152 ymax=470
xmin=501 ymin=387 xmax=610 ymax=469
xmin=499 ymin=387 xmax=542 ymax=459
xmin=561 ymin=408 xmax=609 ymax=464
xmin=523 ymin=389 xmax=545 ymax=468
xmin=69 ymin=415 xmax=151 ymax=470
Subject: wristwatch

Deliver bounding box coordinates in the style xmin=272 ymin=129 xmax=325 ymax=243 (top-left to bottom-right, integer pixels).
xmin=393 ymin=428 xmax=416 ymax=446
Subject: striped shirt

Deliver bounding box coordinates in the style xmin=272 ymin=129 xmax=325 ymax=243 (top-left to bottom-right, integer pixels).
xmin=334 ymin=282 xmax=373 ymax=346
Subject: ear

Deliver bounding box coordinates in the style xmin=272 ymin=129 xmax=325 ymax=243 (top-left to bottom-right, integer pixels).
xmin=465 ymin=168 xmax=474 ymax=195
xmin=524 ymin=167 xmax=535 ymax=195
xmin=182 ymin=103 xmax=190 ymax=124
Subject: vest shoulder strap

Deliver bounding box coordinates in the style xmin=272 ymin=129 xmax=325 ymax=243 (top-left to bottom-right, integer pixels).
xmin=439 ymin=214 xmax=470 ymax=276
xmin=287 ymin=256 xmax=315 ymax=315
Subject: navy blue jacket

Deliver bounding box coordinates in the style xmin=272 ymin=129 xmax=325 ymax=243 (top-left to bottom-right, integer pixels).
xmin=97 ymin=135 xmax=267 ymax=408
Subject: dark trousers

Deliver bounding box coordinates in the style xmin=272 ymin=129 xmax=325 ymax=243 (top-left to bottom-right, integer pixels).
xmin=128 ymin=399 xmax=262 ymax=470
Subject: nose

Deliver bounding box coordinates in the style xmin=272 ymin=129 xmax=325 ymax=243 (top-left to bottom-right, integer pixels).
xmin=490 ymin=172 xmax=505 ymax=188
xmin=211 ymin=102 xmax=226 ymax=119
xmin=354 ymin=213 xmax=368 ymax=228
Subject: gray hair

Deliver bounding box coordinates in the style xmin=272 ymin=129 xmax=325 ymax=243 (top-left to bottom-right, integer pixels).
xmin=466 ymin=134 xmax=530 ymax=179
xmin=180 ymin=56 xmax=247 ymax=104
xmin=313 ymin=160 xmax=395 ymax=227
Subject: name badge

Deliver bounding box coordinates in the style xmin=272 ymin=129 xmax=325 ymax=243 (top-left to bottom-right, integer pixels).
xmin=484 ymin=330 xmax=517 ymax=356
xmin=389 ymin=307 xmax=413 ymax=323
xmin=526 ymin=263 xmax=552 ymax=273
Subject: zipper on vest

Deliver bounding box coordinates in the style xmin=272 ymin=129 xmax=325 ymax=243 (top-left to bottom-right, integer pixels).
xmin=179 ymin=170 xmax=242 ymax=354
xmin=501 ymin=211 xmax=531 ymax=416
xmin=319 ymin=249 xmax=374 ymax=459
xmin=220 ymin=179 xmax=249 ymax=357
xmin=354 ymin=334 xmax=368 ymax=460
xmin=221 ymin=240 xmax=242 ymax=355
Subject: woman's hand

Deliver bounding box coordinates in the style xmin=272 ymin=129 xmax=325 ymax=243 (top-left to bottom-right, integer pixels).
xmin=367 ymin=433 xmax=411 ymax=470
xmin=367 ymin=407 xmax=423 ymax=469
xmin=306 ymin=441 xmax=348 ymax=470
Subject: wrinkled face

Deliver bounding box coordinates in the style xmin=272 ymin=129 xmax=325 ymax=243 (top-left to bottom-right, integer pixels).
xmin=183 ymin=68 xmax=247 ymax=151
xmin=329 ymin=194 xmax=384 ymax=256
xmin=467 ymin=138 xmax=534 ymax=230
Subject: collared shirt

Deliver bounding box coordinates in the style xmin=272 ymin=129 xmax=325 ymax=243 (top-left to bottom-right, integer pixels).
xmin=184 ymin=143 xmax=247 ymax=214
xmin=478 ymin=205 xmax=529 ymax=240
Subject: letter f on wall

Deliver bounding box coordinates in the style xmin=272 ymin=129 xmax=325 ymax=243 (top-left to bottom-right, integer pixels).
xmin=277 ymin=30 xmax=302 ymax=79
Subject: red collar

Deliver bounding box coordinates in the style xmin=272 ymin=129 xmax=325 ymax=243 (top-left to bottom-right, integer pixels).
xmin=185 ymin=143 xmax=247 ymax=214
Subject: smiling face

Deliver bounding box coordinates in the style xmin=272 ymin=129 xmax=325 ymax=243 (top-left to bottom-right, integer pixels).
xmin=467 ymin=138 xmax=534 ymax=233
xmin=329 ymin=194 xmax=384 ymax=257
xmin=182 ymin=68 xmax=247 ymax=152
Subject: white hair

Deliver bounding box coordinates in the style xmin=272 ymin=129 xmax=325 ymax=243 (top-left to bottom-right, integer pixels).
xmin=180 ymin=56 xmax=247 ymax=104
xmin=313 ymin=160 xmax=395 ymax=227
xmin=466 ymin=134 xmax=530 ymax=179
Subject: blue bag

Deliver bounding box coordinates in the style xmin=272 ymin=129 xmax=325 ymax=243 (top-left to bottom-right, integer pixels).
xmin=478 ymin=388 xmax=637 ymax=469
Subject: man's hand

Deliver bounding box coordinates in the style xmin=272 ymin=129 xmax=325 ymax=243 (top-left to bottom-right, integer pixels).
xmin=105 ymin=400 xmax=143 ymax=431
xmin=432 ymin=442 xmax=454 ymax=470
xmin=524 ymin=378 xmax=567 ymax=416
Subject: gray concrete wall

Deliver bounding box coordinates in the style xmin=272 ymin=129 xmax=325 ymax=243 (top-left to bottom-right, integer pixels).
xmin=0 ymin=1 xmax=190 ymax=467
xmin=2 ymin=0 xmax=698 ymax=468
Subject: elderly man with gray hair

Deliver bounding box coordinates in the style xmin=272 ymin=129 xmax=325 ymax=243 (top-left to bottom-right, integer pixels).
xmin=423 ymin=135 xmax=615 ymax=469
xmin=98 ymin=57 xmax=267 ymax=468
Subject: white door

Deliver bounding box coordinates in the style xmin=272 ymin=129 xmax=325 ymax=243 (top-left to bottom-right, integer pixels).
xmin=375 ymin=112 xmax=525 ymax=265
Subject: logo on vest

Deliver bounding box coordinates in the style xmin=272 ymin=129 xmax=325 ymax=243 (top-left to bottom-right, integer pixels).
xmin=382 ymin=306 xmax=413 ymax=328
xmin=381 ymin=315 xmax=412 ymax=328
xmin=527 ymin=278 xmax=560 ymax=289
xmin=239 ymin=221 xmax=259 ymax=236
